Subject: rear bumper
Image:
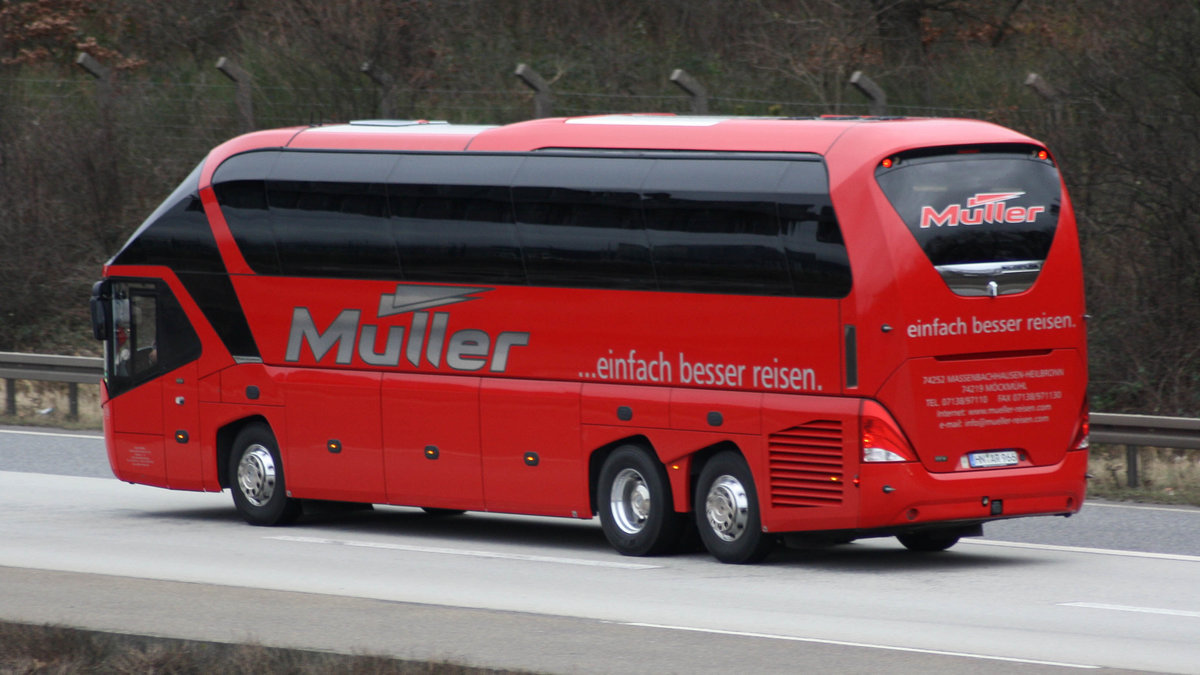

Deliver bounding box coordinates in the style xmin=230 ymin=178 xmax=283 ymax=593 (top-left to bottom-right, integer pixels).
xmin=856 ymin=448 xmax=1088 ymax=530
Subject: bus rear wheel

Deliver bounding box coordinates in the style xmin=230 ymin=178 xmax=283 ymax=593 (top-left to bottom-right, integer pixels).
xmin=597 ymin=445 xmax=683 ymax=556
xmin=229 ymin=423 xmax=301 ymax=526
xmin=695 ymin=452 xmax=773 ymax=564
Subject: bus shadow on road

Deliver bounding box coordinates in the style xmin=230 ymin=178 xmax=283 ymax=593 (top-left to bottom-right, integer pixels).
xmin=766 ymin=539 xmax=1047 ymax=572
xmin=132 ymin=500 xmax=1052 ymax=569
xmin=296 ymin=504 xmax=615 ymax=554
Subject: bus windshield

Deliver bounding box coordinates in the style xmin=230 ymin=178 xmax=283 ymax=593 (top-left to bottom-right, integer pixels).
xmin=875 ymin=147 xmax=1061 ymax=296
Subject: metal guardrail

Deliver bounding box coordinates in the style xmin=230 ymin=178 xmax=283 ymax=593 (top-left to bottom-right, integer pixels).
xmin=1090 ymin=412 xmax=1200 ymax=487
xmin=0 ymin=351 xmax=103 ymax=384
xmin=0 ymin=351 xmax=103 ymax=420
xmin=2 ymin=352 xmax=1200 ymax=464
xmin=1090 ymin=413 xmax=1200 ymax=450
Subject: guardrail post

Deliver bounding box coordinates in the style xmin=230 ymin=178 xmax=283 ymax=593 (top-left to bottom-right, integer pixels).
xmin=216 ymin=56 xmax=255 ymax=134
xmin=849 ymin=71 xmax=887 ymax=116
xmin=68 ymin=383 xmax=80 ymax=421
xmin=4 ymin=379 xmax=14 ymax=416
xmin=515 ymin=63 xmax=554 ymax=119
xmin=670 ymin=69 xmax=709 ymax=115
xmin=1125 ymin=445 xmax=1140 ymax=488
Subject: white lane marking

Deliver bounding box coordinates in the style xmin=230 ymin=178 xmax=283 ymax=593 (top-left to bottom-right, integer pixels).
xmin=268 ymin=535 xmax=660 ymax=570
xmin=0 ymin=428 xmax=102 ymax=440
xmin=966 ymin=538 xmax=1200 ymax=562
xmin=1085 ymin=501 xmax=1200 ymax=514
xmin=620 ymin=622 xmax=1099 ymax=669
xmin=1059 ymin=602 xmax=1200 ymax=619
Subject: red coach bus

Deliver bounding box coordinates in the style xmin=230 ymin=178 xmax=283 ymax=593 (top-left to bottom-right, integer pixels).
xmin=90 ymin=115 xmax=1088 ymax=563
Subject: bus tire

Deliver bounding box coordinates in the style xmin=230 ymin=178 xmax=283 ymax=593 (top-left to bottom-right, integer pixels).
xmin=897 ymin=529 xmax=961 ymax=552
xmin=695 ymin=451 xmax=773 ymax=564
xmin=229 ymin=423 xmax=301 ymax=526
xmin=597 ymin=445 xmax=683 ymax=556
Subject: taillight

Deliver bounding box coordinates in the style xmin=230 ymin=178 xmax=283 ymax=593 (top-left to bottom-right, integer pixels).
xmin=860 ymin=400 xmax=916 ymax=462
xmin=1072 ymin=400 xmax=1090 ymax=450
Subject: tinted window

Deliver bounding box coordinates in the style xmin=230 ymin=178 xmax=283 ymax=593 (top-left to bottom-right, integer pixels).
xmin=776 ymin=162 xmax=852 ymax=298
xmin=214 ymin=179 xmax=278 ymax=274
xmin=271 ymin=151 xmax=398 ymax=183
xmin=642 ymin=159 xmax=791 ymax=295
xmin=875 ymin=147 xmax=1060 ymax=295
xmin=512 ymin=156 xmax=655 ymax=289
xmin=111 ymin=163 xmax=224 ymax=274
xmin=115 ymin=162 xmax=258 ymax=360
xmin=105 ymin=280 xmax=201 ymax=398
xmin=388 ymin=155 xmax=525 ymax=284
xmin=268 ymin=180 xmax=397 ymax=277
xmin=212 ymin=150 xmax=852 ymax=298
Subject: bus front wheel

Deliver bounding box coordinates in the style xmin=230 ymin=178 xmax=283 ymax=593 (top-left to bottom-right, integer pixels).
xmin=695 ymin=452 xmax=773 ymax=564
xmin=597 ymin=445 xmax=683 ymax=556
xmin=229 ymin=424 xmax=301 ymax=526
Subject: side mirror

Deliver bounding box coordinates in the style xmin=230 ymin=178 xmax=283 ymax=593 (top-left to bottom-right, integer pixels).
xmin=90 ymin=280 xmax=111 ymax=341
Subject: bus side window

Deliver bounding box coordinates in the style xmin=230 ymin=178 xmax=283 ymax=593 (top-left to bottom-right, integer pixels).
xmin=111 ymin=287 xmax=134 ymax=377
xmin=109 ymin=283 xmax=159 ymax=381
xmin=105 ymin=280 xmax=201 ymax=398
xmin=388 ymin=155 xmax=525 ymax=285
xmin=128 ymin=292 xmax=159 ymax=374
xmin=512 ymin=155 xmax=656 ymax=290
xmin=776 ymin=162 xmax=852 ymax=298
xmin=641 ymin=158 xmax=792 ymax=295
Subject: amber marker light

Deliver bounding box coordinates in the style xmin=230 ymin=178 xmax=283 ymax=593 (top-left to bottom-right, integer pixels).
xmin=880 ymin=157 xmax=894 ymax=169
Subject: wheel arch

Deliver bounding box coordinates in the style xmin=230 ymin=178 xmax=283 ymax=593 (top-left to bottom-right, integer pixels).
xmin=588 ymin=435 xmax=753 ymax=518
xmin=216 ymin=414 xmax=273 ymax=490
xmin=688 ymin=440 xmax=748 ymax=506
xmin=588 ymin=435 xmax=662 ymax=516
xmin=691 ymin=441 xmax=774 ymax=563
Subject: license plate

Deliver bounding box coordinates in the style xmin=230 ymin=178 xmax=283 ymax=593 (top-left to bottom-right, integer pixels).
xmin=968 ymin=450 xmax=1020 ymax=468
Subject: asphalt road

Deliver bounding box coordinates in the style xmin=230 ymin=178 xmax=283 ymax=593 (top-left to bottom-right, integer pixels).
xmin=1 ymin=425 xmax=1198 ymax=673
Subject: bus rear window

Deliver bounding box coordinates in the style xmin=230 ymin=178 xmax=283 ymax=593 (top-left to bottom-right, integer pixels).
xmin=875 ymin=147 xmax=1061 ymax=296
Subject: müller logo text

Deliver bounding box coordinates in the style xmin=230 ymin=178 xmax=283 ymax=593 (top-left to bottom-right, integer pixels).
xmin=919 ymin=191 xmax=1046 ymax=229
xmin=285 ymin=285 xmax=530 ymax=373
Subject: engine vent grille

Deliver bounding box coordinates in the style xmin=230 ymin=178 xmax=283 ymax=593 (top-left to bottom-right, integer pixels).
xmin=767 ymin=421 xmax=845 ymax=507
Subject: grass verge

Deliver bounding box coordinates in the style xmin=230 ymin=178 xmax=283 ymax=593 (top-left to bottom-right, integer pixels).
xmin=0 ymin=620 xmax=529 ymax=675
xmin=1086 ymin=444 xmax=1200 ymax=506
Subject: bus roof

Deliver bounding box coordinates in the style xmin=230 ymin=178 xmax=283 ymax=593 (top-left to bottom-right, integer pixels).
xmin=201 ymin=115 xmax=1043 ymax=186
xmin=294 ymin=115 xmax=1036 ymax=154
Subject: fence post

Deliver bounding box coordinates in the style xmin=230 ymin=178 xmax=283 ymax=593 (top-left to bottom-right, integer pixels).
xmin=216 ymin=57 xmax=255 ymax=133
xmin=75 ymin=52 xmax=113 ymax=106
xmin=1024 ymin=72 xmax=1062 ymax=126
xmin=849 ymin=71 xmax=887 ymax=116
xmin=515 ymin=63 xmax=554 ymax=118
xmin=361 ymin=61 xmax=396 ymax=118
xmin=670 ymin=69 xmax=709 ymax=114
xmin=1024 ymin=72 xmax=1057 ymax=101
xmin=1125 ymin=445 xmax=1140 ymax=488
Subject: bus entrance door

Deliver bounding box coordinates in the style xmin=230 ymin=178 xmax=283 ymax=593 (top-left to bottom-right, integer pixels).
xmin=162 ymin=360 xmax=203 ymax=490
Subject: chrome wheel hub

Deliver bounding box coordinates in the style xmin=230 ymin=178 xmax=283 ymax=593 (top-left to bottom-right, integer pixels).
xmin=705 ymin=474 xmax=750 ymax=542
xmin=237 ymin=444 xmax=277 ymax=507
xmin=610 ymin=467 xmax=652 ymax=535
